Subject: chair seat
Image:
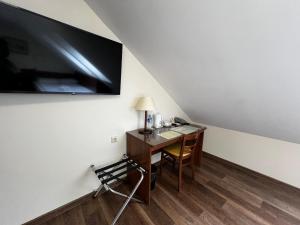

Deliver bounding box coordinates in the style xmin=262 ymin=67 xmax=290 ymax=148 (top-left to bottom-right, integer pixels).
xmin=163 ymin=143 xmax=192 ymax=158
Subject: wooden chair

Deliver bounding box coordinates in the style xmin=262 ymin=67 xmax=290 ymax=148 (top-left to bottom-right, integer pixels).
xmin=160 ymin=131 xmax=199 ymax=192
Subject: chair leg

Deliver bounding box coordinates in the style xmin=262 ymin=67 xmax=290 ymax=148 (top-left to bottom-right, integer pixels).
xmin=191 ymin=152 xmax=195 ymax=180
xmin=178 ymin=162 xmax=182 ymax=192
xmin=191 ymin=163 xmax=195 ymax=180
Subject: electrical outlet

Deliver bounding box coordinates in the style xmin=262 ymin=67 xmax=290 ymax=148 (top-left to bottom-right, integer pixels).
xmin=111 ymin=136 xmax=118 ymax=143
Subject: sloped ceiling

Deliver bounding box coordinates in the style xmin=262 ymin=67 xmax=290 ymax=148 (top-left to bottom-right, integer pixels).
xmin=86 ymin=0 xmax=300 ymax=144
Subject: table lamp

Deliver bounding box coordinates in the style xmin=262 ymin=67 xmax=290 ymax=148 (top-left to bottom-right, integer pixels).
xmin=135 ymin=97 xmax=155 ymax=134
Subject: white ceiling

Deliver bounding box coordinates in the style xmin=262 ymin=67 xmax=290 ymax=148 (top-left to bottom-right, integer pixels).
xmin=86 ymin=0 xmax=300 ymax=144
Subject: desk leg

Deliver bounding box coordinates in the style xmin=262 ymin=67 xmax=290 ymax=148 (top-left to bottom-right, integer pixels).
xmin=195 ymin=132 xmax=204 ymax=166
xmin=126 ymin=134 xmax=151 ymax=205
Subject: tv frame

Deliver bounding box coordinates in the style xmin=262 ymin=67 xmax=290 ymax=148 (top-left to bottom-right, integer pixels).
xmin=0 ymin=1 xmax=123 ymax=95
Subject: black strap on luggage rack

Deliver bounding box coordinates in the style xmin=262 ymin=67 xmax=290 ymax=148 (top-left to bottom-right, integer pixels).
xmin=90 ymin=154 xmax=145 ymax=225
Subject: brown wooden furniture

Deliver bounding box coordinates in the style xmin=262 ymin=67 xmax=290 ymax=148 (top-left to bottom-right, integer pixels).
xmin=160 ymin=131 xmax=200 ymax=192
xmin=126 ymin=125 xmax=206 ymax=204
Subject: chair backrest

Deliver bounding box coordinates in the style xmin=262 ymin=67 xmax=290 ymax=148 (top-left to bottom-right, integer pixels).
xmin=179 ymin=131 xmax=200 ymax=159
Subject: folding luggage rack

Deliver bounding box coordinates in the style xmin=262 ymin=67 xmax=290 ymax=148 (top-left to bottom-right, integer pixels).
xmin=90 ymin=155 xmax=146 ymax=225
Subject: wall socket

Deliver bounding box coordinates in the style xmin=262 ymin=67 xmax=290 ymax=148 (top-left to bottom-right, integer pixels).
xmin=111 ymin=136 xmax=118 ymax=143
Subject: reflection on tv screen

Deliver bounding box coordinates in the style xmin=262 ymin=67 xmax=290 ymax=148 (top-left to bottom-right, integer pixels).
xmin=0 ymin=2 xmax=122 ymax=95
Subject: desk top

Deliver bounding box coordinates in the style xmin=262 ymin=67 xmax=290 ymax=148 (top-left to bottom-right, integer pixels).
xmin=126 ymin=124 xmax=206 ymax=148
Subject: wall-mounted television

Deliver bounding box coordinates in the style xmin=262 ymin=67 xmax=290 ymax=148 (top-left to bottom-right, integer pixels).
xmin=0 ymin=2 xmax=123 ymax=95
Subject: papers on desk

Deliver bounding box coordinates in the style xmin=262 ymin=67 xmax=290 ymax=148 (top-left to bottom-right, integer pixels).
xmin=158 ymin=126 xmax=199 ymax=140
xmin=158 ymin=131 xmax=182 ymax=139
xmin=171 ymin=125 xmax=199 ymax=135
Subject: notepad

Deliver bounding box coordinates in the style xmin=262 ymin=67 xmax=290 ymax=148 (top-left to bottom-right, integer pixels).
xmin=171 ymin=125 xmax=198 ymax=134
xmin=158 ymin=131 xmax=182 ymax=139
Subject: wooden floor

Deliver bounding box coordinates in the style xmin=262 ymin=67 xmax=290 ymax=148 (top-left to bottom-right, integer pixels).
xmin=41 ymin=153 xmax=300 ymax=225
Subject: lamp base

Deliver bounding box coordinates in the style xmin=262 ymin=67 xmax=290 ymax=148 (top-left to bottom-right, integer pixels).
xmin=138 ymin=128 xmax=153 ymax=134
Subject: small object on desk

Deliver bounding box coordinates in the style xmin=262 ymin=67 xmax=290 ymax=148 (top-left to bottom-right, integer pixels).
xmin=172 ymin=122 xmax=181 ymax=127
xmin=174 ymin=117 xmax=190 ymax=125
xmin=171 ymin=125 xmax=198 ymax=134
xmin=162 ymin=120 xmax=172 ymax=128
xmin=153 ymin=112 xmax=163 ymax=128
xmin=147 ymin=113 xmax=153 ymax=128
xmin=158 ymin=130 xmax=182 ymax=139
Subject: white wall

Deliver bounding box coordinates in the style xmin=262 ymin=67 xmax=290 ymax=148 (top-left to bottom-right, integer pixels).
xmin=201 ymin=123 xmax=300 ymax=189
xmin=87 ymin=0 xmax=300 ymax=145
xmin=0 ymin=1 xmax=190 ymax=224
xmin=87 ymin=0 xmax=300 ymax=192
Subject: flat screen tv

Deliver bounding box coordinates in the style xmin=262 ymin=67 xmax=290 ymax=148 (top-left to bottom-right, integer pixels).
xmin=0 ymin=2 xmax=123 ymax=95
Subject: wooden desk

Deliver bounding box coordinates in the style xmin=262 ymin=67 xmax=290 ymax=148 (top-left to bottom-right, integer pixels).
xmin=126 ymin=125 xmax=206 ymax=204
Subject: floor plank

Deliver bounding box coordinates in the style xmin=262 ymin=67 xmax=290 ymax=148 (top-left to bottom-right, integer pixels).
xmin=62 ymin=206 xmax=86 ymax=225
xmin=35 ymin=153 xmax=300 ymax=225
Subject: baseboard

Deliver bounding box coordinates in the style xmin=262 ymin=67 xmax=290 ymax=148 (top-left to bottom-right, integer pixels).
xmin=23 ymin=192 xmax=94 ymax=225
xmin=202 ymin=151 xmax=300 ymax=190
xmin=23 ymin=181 xmax=122 ymax=225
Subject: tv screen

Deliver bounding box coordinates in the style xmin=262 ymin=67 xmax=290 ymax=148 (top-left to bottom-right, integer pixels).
xmin=0 ymin=2 xmax=122 ymax=95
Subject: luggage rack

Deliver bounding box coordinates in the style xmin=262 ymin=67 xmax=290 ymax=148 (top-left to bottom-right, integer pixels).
xmin=90 ymin=155 xmax=146 ymax=225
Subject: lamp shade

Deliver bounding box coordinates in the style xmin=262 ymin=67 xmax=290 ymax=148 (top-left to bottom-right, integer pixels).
xmin=135 ymin=97 xmax=155 ymax=111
